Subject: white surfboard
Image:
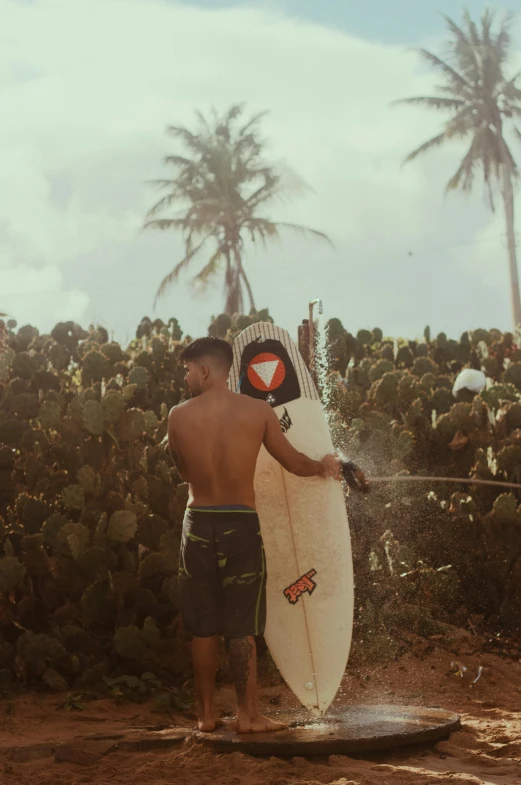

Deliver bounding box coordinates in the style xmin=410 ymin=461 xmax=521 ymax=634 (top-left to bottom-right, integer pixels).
xmin=229 ymin=323 xmax=354 ymax=716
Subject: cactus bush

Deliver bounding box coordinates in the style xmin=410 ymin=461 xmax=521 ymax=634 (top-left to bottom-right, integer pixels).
xmin=1 ymin=312 xmax=521 ymax=689
xmin=322 ymin=318 xmax=521 ymax=643
xmin=0 ymin=315 xmax=188 ymax=688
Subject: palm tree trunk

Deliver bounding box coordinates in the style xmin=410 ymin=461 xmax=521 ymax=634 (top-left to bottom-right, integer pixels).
xmin=239 ymin=267 xmax=256 ymax=314
xmin=501 ymin=163 xmax=521 ymax=329
xmin=225 ymin=247 xmax=243 ymax=315
xmin=224 ymin=253 xmax=243 ymax=315
xmin=224 ymin=248 xmax=237 ymax=315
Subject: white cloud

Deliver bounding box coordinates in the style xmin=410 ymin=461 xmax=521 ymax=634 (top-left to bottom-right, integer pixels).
xmin=0 ymin=0 xmax=517 ymax=343
xmin=0 ymin=264 xmax=89 ymax=332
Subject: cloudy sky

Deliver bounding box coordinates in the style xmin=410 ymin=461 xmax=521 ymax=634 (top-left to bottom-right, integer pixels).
xmin=1 ymin=0 xmax=519 ymax=344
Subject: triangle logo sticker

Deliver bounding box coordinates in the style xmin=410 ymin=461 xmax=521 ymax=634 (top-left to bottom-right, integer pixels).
xmin=247 ymin=352 xmax=287 ymax=392
xmin=252 ymin=360 xmax=279 ymax=388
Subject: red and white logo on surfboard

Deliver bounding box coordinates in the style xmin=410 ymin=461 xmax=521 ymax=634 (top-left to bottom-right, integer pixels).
xmin=247 ymin=352 xmax=286 ymax=392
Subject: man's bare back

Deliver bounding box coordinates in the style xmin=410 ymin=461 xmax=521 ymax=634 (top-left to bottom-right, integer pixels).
xmin=169 ymin=387 xmax=339 ymax=508
xmin=168 ymin=389 xmax=266 ymax=508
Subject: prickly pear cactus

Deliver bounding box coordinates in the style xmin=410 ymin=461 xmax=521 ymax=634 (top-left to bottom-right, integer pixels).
xmin=0 ymin=556 xmax=25 ymax=591
xmin=83 ymin=400 xmax=105 ymax=436
xmin=61 ymin=484 xmax=86 ymax=511
xmin=117 ymin=408 xmax=146 ymax=442
xmin=38 ymin=400 xmax=63 ymax=430
xmin=113 ymin=626 xmax=147 ymax=660
xmin=2 ymin=312 xmax=521 ymax=687
xmin=77 ymin=466 xmax=98 ymax=494
xmin=492 ymin=493 xmax=518 ymax=524
xmin=16 ymin=632 xmax=66 ymax=666
xmin=107 ymin=511 xmax=137 ymax=543
xmin=102 ymin=391 xmax=125 ymax=423
xmin=129 ymin=366 xmax=149 ymax=389
xmin=81 ymin=350 xmax=109 ymax=386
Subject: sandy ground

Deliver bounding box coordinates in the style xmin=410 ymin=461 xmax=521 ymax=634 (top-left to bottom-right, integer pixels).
xmin=1 ymin=631 xmax=520 ymax=785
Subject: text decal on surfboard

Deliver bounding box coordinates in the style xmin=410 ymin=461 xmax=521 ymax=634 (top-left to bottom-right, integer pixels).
xmin=284 ymin=569 xmax=317 ymax=605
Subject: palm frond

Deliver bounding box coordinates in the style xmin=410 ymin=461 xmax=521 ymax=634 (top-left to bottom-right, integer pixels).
xmin=224 ymin=104 xmax=245 ymax=126
xmin=442 ymin=15 xmax=479 ymax=75
xmin=243 ymin=218 xmax=279 ymax=248
xmin=417 ymin=48 xmax=471 ymax=92
xmin=403 ymin=133 xmax=447 ymax=164
xmin=493 ymin=12 xmax=513 ymax=64
xmin=394 ymin=96 xmax=464 ymax=111
xmin=194 ymin=110 xmax=212 ymax=136
xmin=444 ymin=105 xmax=478 ymax=139
xmin=243 ymin=180 xmax=281 ymax=211
xmin=146 ymin=178 xmax=180 ymax=188
xmin=267 ymin=221 xmax=333 ymax=247
xmin=153 ymin=235 xmax=212 ymax=306
xmin=144 ymin=218 xmax=189 ymax=232
xmin=165 ymin=125 xmax=206 ymax=155
xmin=163 ymin=155 xmax=194 ymax=168
xmin=446 ymin=155 xmax=475 ymax=194
xmin=463 ymin=9 xmax=483 ymax=49
xmin=503 ymin=72 xmax=521 ymax=105
xmin=239 ymin=111 xmax=268 ymax=138
xmin=500 ymin=137 xmax=519 ymax=178
xmin=191 ymin=246 xmax=226 ymax=288
xmin=446 ymin=129 xmax=485 ymax=194
xmin=145 ymin=191 xmax=184 ymax=219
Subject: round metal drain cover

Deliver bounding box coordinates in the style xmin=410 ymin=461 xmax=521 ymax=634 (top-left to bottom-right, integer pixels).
xmin=193 ymin=704 xmax=460 ymax=757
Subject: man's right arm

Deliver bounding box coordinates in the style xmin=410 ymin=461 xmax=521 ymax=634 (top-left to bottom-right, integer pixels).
xmin=261 ymin=404 xmax=340 ymax=479
xmin=167 ymin=407 xmax=189 ymax=481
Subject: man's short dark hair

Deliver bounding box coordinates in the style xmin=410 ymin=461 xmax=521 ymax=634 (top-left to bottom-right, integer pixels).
xmin=180 ymin=337 xmax=233 ymax=370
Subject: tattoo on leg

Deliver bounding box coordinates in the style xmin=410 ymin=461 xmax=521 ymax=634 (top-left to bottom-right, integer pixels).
xmin=229 ymin=637 xmax=253 ymax=705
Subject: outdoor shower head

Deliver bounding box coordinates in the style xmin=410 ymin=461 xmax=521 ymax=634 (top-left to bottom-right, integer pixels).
xmin=307 ymin=298 xmax=323 ymax=380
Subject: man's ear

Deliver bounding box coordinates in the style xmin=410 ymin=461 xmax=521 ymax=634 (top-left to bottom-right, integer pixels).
xmin=201 ymin=363 xmax=210 ymax=380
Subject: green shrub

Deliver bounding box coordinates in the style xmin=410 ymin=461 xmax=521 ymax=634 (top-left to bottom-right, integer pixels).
xmin=2 ymin=313 xmax=521 ymax=692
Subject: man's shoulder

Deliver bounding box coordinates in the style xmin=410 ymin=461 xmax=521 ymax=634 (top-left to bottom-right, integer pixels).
xmin=234 ymin=394 xmax=271 ymax=418
xmin=168 ymin=399 xmax=193 ymax=419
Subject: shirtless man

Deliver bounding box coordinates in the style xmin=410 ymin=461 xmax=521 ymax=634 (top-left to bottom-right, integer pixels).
xmin=168 ymin=337 xmax=342 ymax=734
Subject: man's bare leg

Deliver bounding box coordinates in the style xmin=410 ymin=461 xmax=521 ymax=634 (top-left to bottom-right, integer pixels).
xmin=191 ymin=635 xmax=220 ymax=731
xmin=228 ymin=636 xmax=288 ymax=733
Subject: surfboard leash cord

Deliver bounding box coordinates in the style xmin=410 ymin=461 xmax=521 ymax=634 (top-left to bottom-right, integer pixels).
xmin=236 ymin=371 xmax=246 ymax=393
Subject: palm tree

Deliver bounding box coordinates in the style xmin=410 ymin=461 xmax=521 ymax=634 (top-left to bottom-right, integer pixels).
xmin=0 ymin=314 xmax=8 ymax=353
xmin=144 ymin=104 xmax=330 ymax=314
xmin=397 ymin=10 xmax=521 ymax=327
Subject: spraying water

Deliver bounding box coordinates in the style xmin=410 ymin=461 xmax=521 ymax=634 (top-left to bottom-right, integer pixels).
xmin=308 ymin=298 xmax=331 ymax=409
xmin=308 ymin=300 xmax=347 ymax=453
xmin=315 ymin=311 xmax=331 ymax=406
xmin=306 ymin=304 xmax=521 ymax=494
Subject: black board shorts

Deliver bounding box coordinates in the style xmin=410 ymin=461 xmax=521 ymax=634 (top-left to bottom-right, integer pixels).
xmin=178 ymin=506 xmax=267 ymax=639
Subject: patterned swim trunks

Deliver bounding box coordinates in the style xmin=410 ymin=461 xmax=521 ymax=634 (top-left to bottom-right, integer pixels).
xmin=178 ymin=506 xmax=267 ymax=639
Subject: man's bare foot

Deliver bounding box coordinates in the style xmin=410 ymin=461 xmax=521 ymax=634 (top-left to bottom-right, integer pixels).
xmin=236 ymin=712 xmax=288 ymax=734
xmin=197 ymin=712 xmax=222 ymax=732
